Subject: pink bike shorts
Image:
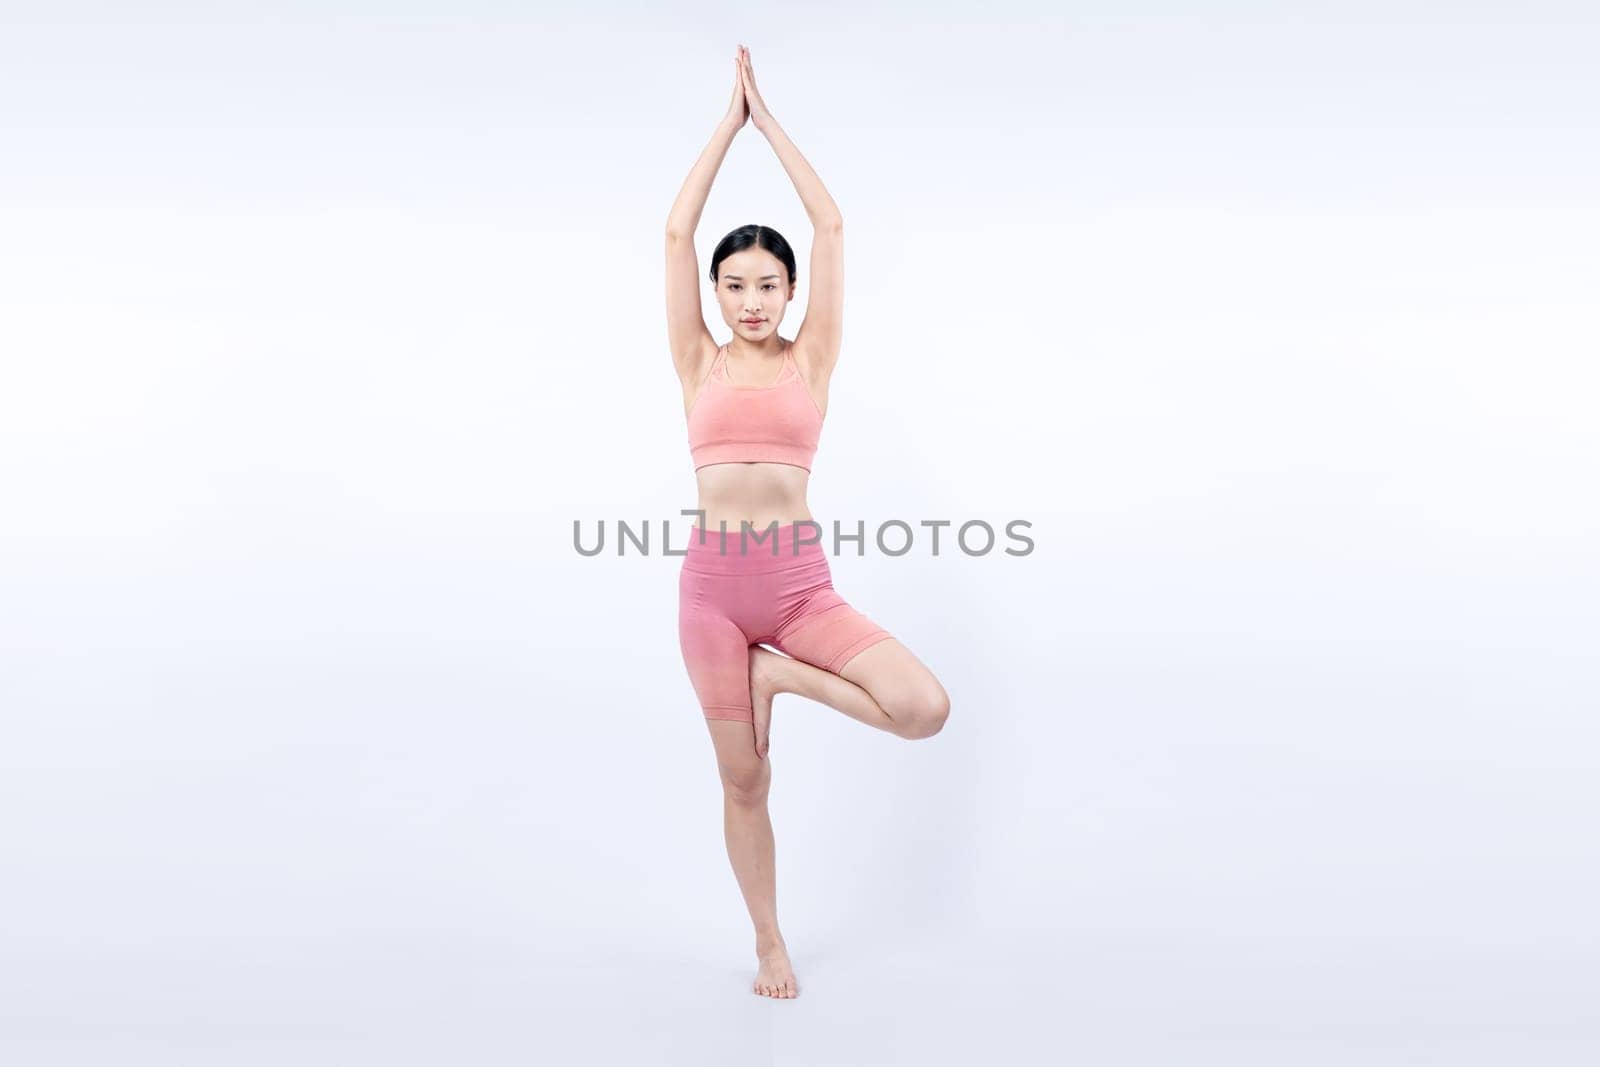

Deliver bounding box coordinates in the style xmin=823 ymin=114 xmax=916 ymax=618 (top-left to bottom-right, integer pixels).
xmin=678 ymin=522 xmax=895 ymax=722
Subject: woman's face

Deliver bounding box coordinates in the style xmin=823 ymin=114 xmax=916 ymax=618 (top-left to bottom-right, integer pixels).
xmin=715 ymin=247 xmax=795 ymax=342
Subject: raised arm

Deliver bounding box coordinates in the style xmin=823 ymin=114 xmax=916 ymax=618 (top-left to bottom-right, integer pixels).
xmin=738 ymin=46 xmax=844 ymax=379
xmin=665 ymin=53 xmax=748 ymax=382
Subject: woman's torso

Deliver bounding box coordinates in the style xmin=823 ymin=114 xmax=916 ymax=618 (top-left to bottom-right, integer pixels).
xmin=681 ymin=337 xmax=829 ymax=532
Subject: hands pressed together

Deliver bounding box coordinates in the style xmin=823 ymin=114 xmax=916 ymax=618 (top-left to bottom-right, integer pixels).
xmin=724 ymin=43 xmax=774 ymax=132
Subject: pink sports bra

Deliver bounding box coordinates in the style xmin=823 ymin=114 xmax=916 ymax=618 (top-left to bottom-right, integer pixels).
xmin=687 ymin=341 xmax=825 ymax=472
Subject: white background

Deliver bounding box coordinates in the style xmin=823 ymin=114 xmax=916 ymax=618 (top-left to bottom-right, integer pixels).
xmin=2 ymin=2 xmax=1596 ymax=1063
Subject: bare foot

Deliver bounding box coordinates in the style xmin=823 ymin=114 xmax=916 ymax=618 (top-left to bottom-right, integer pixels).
xmin=753 ymin=942 xmax=800 ymax=998
xmin=747 ymin=646 xmax=785 ymax=760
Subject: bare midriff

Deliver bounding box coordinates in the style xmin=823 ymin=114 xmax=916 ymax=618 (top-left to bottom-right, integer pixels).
xmin=691 ymin=461 xmax=813 ymax=534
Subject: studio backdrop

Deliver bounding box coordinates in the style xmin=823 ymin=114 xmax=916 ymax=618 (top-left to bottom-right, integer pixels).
xmin=2 ymin=3 xmax=1596 ymax=1062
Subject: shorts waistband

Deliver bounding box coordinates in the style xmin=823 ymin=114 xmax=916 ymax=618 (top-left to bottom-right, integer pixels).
xmin=681 ymin=522 xmax=828 ymax=573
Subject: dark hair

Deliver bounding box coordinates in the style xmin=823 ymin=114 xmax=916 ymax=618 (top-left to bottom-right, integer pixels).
xmin=709 ymin=224 xmax=799 ymax=288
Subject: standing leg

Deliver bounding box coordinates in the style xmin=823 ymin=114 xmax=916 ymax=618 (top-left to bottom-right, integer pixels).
xmin=705 ymin=718 xmax=800 ymax=999
xmin=681 ymin=569 xmax=801 ymax=998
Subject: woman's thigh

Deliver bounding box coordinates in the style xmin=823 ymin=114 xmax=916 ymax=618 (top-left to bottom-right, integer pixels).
xmin=773 ymin=583 xmax=945 ymax=714
xmin=679 ymin=568 xmax=759 ymax=723
xmin=771 ymin=584 xmax=895 ymax=676
xmin=836 ymin=637 xmax=949 ymax=723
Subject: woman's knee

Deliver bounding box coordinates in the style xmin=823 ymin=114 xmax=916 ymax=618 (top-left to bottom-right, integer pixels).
xmin=718 ymin=759 xmax=771 ymax=803
xmin=890 ymin=683 xmax=950 ymax=740
xmin=706 ymin=719 xmax=770 ymax=800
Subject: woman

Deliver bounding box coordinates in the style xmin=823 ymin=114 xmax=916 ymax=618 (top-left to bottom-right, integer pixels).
xmin=666 ymin=45 xmax=951 ymax=1000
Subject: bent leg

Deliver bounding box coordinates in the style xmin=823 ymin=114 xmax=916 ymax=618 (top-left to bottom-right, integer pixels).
xmin=749 ymin=644 xmax=901 ymax=740
xmin=836 ymin=638 xmax=951 ymax=739
xmin=773 ymin=586 xmax=894 ymax=674
xmin=772 ymin=588 xmax=949 ymax=739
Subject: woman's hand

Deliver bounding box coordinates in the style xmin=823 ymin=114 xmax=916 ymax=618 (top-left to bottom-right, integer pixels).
xmin=723 ymin=46 xmax=749 ymax=130
xmin=737 ymin=45 xmax=775 ymax=130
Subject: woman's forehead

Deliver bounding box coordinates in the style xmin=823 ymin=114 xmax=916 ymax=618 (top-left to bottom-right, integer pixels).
xmin=724 ymin=247 xmax=781 ymax=266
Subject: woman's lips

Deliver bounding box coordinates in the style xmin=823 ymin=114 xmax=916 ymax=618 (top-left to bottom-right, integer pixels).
xmin=742 ymin=319 xmax=764 ymax=325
